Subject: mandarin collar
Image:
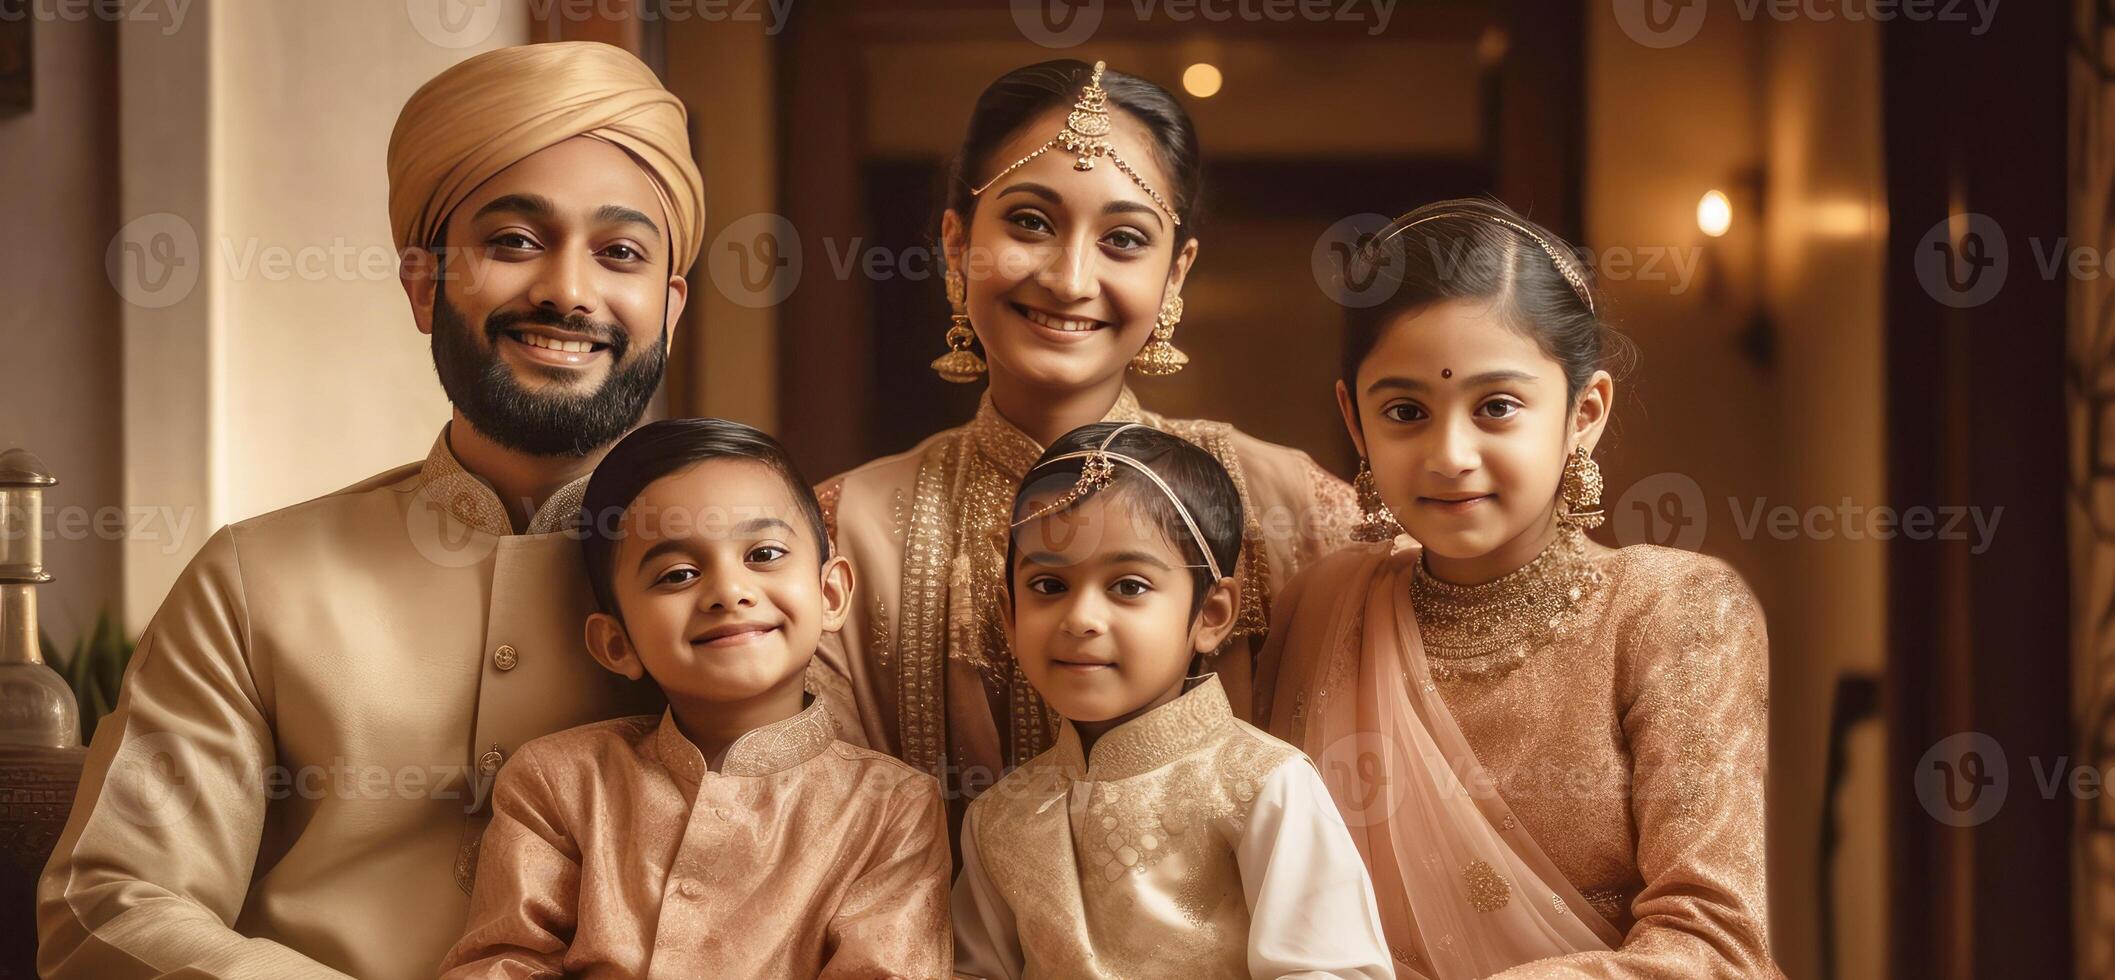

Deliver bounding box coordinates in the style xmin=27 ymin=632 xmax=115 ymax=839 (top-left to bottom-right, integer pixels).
xmin=1050 ymin=674 xmax=1236 ymax=782
xmin=410 ymin=423 xmax=591 ymax=536
xmin=651 ymin=698 xmax=837 ymax=784
xmin=967 ymin=387 xmax=1151 ymax=480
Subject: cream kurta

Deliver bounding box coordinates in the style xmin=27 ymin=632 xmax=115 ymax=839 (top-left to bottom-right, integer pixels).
xmin=950 ymin=675 xmax=1392 ymax=980
xmin=813 ymin=390 xmax=1358 ymax=805
xmin=440 ymin=700 xmax=952 ymax=979
xmin=38 ymin=426 xmax=660 ymax=980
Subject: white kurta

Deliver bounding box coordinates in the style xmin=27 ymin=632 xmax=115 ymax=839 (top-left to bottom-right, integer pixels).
xmin=950 ymin=676 xmax=1394 ymax=980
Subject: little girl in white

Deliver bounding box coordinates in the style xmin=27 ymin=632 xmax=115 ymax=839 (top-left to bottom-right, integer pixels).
xmin=951 ymin=422 xmax=1393 ymax=979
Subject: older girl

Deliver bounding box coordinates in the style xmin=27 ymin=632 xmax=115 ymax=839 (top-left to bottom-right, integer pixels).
xmin=1258 ymin=199 xmax=1780 ymax=978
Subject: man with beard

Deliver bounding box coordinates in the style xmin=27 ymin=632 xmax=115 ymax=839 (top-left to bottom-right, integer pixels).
xmin=38 ymin=43 xmax=703 ymax=980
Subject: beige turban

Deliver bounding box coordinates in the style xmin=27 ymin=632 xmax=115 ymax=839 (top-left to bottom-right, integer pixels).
xmin=388 ymin=41 xmax=705 ymax=272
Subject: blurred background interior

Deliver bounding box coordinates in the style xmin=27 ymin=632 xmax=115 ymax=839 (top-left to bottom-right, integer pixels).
xmin=0 ymin=0 xmax=2091 ymax=976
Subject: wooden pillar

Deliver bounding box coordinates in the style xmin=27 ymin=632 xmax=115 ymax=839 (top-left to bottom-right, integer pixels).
xmin=1884 ymin=4 xmax=2071 ymax=978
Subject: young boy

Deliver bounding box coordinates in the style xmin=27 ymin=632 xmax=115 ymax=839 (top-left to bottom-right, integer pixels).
xmin=950 ymin=422 xmax=1394 ymax=979
xmin=441 ymin=419 xmax=951 ymax=979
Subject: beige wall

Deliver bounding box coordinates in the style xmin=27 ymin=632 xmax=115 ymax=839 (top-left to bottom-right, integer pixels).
xmin=0 ymin=16 xmax=121 ymax=651
xmin=215 ymin=2 xmax=537 ymax=522
xmin=1760 ymin=15 xmax=1888 ymax=980
xmin=1587 ymin=7 xmax=1887 ymax=979
xmin=114 ymin=0 xmax=531 ymax=626
xmin=666 ymin=15 xmax=779 ymax=428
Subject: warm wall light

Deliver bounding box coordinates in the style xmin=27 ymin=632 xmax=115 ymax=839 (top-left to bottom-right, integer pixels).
xmin=1698 ymin=189 xmax=1733 ymax=237
xmin=1183 ymin=63 xmax=1222 ymax=98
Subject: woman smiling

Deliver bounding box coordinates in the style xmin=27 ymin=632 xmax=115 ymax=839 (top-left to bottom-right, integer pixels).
xmin=811 ymin=60 xmax=1358 ymax=832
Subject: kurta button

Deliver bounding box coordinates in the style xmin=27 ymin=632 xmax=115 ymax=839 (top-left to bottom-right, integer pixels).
xmin=479 ymin=747 xmax=505 ymax=776
xmin=493 ymin=644 xmax=518 ymax=671
xmin=677 ymin=878 xmax=705 ymax=899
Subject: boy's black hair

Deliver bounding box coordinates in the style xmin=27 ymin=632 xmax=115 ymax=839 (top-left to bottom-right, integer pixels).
xmin=1005 ymin=422 xmax=1243 ymax=618
xmin=578 ymin=418 xmax=828 ymax=620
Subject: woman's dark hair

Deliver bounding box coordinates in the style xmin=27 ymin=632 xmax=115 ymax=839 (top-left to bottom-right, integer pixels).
xmin=1338 ymin=198 xmax=1631 ymax=409
xmin=942 ymin=59 xmax=1204 ymax=248
xmin=1005 ymin=422 xmax=1242 ymax=619
xmin=578 ymin=418 xmax=828 ymax=619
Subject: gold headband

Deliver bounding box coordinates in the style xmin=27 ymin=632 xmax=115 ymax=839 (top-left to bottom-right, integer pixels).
xmin=1369 ymin=210 xmax=1595 ymax=315
xmin=1009 ymin=422 xmax=1226 ymax=582
xmin=970 ymin=61 xmax=1183 ymax=227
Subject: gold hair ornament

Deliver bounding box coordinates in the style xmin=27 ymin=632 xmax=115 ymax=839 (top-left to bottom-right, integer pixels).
xmin=1009 ymin=422 xmax=1225 ymax=582
xmin=969 ymin=61 xmax=1182 ymax=227
xmin=1364 ymin=210 xmax=1595 ymax=315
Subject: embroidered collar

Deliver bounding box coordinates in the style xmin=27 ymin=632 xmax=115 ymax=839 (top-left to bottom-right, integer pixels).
xmin=967 ymin=387 xmax=1152 ymax=480
xmin=652 ymin=698 xmax=837 ymax=783
xmin=409 ymin=424 xmax=591 ymax=536
xmin=1052 ymin=674 xmax=1235 ymax=782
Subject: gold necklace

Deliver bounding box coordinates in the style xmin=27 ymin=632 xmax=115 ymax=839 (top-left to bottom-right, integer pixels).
xmin=1410 ymin=527 xmax=1604 ymax=682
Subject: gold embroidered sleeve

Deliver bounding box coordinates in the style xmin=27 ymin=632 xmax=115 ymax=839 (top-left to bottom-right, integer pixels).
xmin=1489 ymin=557 xmax=1780 ymax=979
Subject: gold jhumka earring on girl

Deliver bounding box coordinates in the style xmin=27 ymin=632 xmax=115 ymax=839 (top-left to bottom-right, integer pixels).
xmin=930 ymin=268 xmax=987 ymax=383
xmin=1556 ymin=446 xmax=1605 ymax=530
xmin=1352 ymin=459 xmax=1403 ymax=542
xmin=1129 ymin=295 xmax=1188 ymax=376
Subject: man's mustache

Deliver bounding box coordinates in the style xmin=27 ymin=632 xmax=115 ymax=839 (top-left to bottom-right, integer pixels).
xmin=484 ymin=308 xmax=627 ymax=353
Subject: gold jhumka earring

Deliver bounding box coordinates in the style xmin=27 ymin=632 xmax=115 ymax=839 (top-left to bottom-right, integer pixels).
xmin=1352 ymin=459 xmax=1403 ymax=542
xmin=1556 ymin=446 xmax=1605 ymax=530
xmin=930 ymin=268 xmax=987 ymax=383
xmin=1129 ymin=295 xmax=1188 ymax=376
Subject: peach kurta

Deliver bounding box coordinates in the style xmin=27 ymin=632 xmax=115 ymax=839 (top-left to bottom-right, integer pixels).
xmin=812 ymin=389 xmax=1358 ymax=812
xmin=1260 ymin=543 xmax=1779 ymax=978
xmin=440 ymin=700 xmax=952 ymax=979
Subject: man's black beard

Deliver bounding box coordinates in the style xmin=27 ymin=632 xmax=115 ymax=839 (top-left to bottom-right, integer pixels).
xmin=429 ymin=278 xmax=667 ymax=458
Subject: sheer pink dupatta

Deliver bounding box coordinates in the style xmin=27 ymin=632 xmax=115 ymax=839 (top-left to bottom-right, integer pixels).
xmin=1258 ymin=546 xmax=1621 ymax=979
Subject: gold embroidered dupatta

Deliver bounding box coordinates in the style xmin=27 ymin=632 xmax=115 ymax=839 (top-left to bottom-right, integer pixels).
xmin=1258 ymin=545 xmax=1622 ymax=978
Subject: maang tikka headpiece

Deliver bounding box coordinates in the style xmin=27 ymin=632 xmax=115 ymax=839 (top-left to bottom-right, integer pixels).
xmin=970 ymin=61 xmax=1182 ymax=227
xmin=1009 ymin=423 xmax=1225 ymax=582
xmin=1365 ymin=210 xmax=1596 ymax=315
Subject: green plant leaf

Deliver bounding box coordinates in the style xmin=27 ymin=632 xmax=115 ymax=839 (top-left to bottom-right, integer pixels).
xmin=91 ymin=612 xmax=130 ymax=704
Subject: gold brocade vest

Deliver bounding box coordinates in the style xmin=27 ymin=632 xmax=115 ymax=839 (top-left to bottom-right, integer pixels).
xmin=891 ymin=390 xmax=1278 ymax=776
xmin=965 ymin=676 xmax=1298 ymax=979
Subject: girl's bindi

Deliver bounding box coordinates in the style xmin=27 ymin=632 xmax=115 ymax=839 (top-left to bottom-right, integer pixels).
xmin=1441 ymin=368 xmax=1453 ymax=379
